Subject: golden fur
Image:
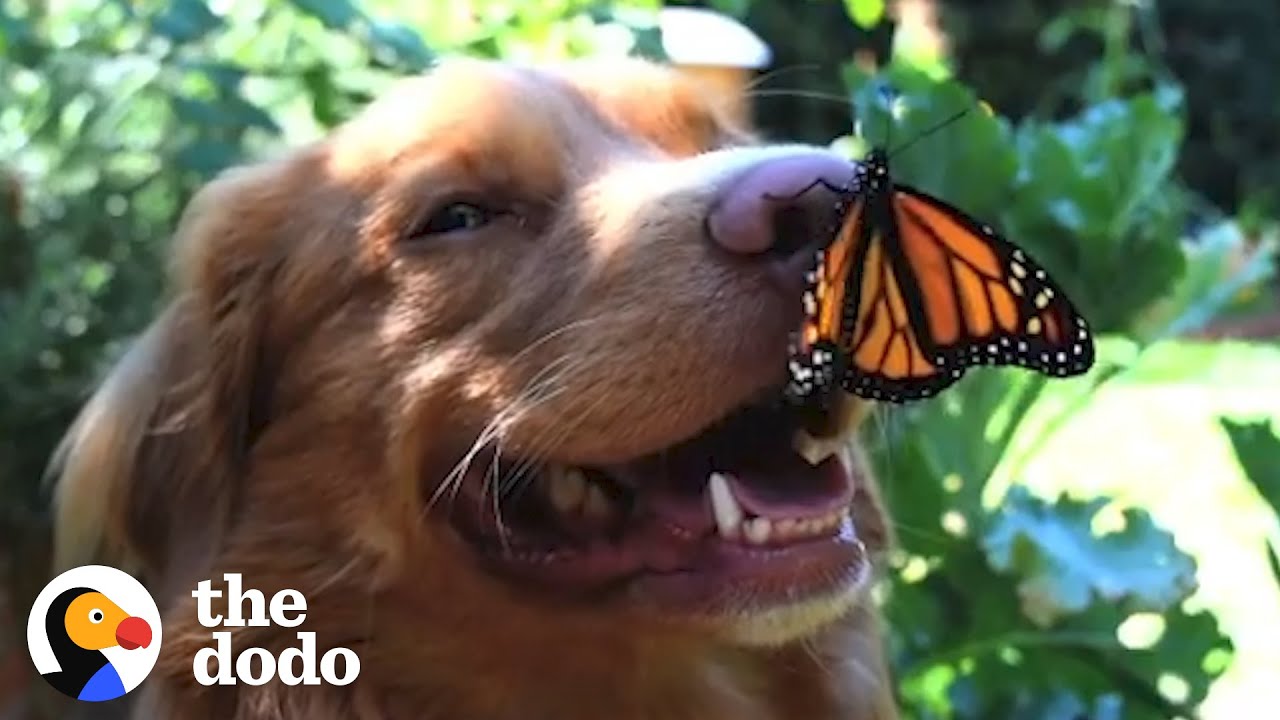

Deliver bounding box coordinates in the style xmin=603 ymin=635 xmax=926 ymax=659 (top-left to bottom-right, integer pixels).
xmin=49 ymin=58 xmax=898 ymax=719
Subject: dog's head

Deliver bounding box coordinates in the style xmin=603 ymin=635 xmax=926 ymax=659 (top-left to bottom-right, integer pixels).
xmin=52 ymin=59 xmax=892 ymax=656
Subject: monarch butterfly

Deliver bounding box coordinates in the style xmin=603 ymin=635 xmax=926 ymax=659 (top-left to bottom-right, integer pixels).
xmin=785 ymin=146 xmax=1095 ymax=408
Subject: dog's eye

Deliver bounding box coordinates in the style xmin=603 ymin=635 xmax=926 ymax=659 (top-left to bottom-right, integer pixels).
xmin=413 ymin=202 xmax=494 ymax=238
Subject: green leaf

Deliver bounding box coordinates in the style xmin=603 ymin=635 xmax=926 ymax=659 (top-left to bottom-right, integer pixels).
xmin=873 ymin=432 xmax=949 ymax=556
xmin=844 ymin=65 xmax=1018 ymax=218
xmin=983 ymin=487 xmax=1196 ymax=627
xmin=1003 ymin=90 xmax=1189 ymax=333
xmin=1267 ymin=542 xmax=1280 ymax=590
xmin=302 ymin=65 xmax=341 ymax=127
xmin=1137 ymin=221 xmax=1277 ymax=339
xmin=1062 ymin=603 xmax=1233 ymax=713
xmin=170 ymin=95 xmax=280 ymax=134
xmin=289 ymin=0 xmax=361 ymax=30
xmin=1220 ymin=417 xmax=1280 ymax=520
xmin=175 ymin=59 xmax=249 ymax=92
xmin=150 ymin=0 xmax=223 ymax=44
xmin=174 ymin=138 xmax=242 ymax=176
xmin=845 ymin=0 xmax=885 ymax=29
xmin=366 ymin=21 xmax=433 ymax=71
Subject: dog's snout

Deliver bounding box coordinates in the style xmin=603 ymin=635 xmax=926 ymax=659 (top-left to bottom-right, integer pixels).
xmin=706 ymin=153 xmax=855 ymax=260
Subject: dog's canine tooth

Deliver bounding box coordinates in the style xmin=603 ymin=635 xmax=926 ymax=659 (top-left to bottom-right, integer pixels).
xmin=582 ymin=481 xmax=613 ymax=521
xmin=547 ymin=465 xmax=588 ymax=514
xmin=708 ymin=472 xmax=744 ymax=538
xmin=792 ymin=429 xmax=843 ymax=466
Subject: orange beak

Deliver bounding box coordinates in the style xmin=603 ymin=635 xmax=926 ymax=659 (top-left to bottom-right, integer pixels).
xmin=115 ymin=616 xmax=152 ymax=650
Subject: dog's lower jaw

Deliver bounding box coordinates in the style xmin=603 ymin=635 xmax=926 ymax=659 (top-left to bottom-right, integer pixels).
xmin=711 ymin=582 xmax=870 ymax=648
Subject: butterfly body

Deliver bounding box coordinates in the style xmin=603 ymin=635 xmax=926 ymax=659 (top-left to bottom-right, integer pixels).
xmin=787 ymin=148 xmax=1095 ymax=408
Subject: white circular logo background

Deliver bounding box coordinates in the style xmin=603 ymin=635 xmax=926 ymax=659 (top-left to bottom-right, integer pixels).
xmin=26 ymin=564 xmax=162 ymax=696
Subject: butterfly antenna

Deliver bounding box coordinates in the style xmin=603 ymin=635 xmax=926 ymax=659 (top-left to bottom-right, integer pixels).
xmin=888 ymin=105 xmax=973 ymax=159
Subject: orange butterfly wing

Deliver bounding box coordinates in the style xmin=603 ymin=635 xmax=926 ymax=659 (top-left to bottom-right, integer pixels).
xmin=839 ymin=184 xmax=1093 ymax=402
xmin=787 ymin=199 xmax=863 ymax=403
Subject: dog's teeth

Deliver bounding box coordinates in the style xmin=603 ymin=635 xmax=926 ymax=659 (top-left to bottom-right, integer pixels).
xmin=547 ymin=466 xmax=587 ymax=514
xmin=837 ymin=397 xmax=872 ymax=434
xmin=775 ymin=518 xmax=796 ymax=538
xmin=792 ymin=429 xmax=843 ymax=467
xmin=744 ymin=517 xmax=772 ymax=544
xmin=708 ymin=472 xmax=744 ymax=538
xmin=582 ymin=482 xmax=613 ymax=521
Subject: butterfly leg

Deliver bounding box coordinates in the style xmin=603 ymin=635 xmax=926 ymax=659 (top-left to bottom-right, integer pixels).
xmin=763 ymin=177 xmax=849 ymax=203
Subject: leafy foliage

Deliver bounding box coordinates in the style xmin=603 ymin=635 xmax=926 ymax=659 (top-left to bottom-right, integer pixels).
xmin=983 ymin=487 xmax=1197 ymax=627
xmin=1220 ymin=418 xmax=1280 ymax=589
xmin=833 ymin=62 xmax=1249 ymax=717
xmin=2 ymin=1 xmax=1275 ymax=719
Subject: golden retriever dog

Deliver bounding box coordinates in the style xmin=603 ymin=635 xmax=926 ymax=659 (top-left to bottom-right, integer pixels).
xmin=48 ymin=58 xmax=898 ymax=719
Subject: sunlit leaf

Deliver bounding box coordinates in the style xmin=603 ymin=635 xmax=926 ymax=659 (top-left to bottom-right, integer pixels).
xmin=151 ymin=0 xmax=223 ymax=44
xmin=366 ymin=21 xmax=434 ymax=71
xmin=290 ymin=0 xmax=361 ymax=30
xmin=1220 ymin=417 xmax=1280 ymax=520
xmin=174 ymin=138 xmax=242 ymax=176
xmin=844 ymin=0 xmax=885 ymax=29
xmin=983 ymin=487 xmax=1197 ymax=627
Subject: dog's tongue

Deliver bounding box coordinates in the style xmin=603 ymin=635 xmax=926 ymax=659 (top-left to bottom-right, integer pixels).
xmin=724 ymin=453 xmax=852 ymax=519
xmin=619 ymin=445 xmax=854 ymax=533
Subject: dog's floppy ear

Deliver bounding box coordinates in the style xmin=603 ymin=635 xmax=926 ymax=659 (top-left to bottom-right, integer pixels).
xmin=50 ymin=158 xmax=293 ymax=584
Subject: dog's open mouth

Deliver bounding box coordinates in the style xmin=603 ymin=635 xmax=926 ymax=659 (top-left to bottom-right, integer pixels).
xmin=444 ymin=391 xmax=870 ymax=613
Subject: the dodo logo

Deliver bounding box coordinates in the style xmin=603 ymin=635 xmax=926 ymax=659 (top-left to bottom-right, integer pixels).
xmin=26 ymin=565 xmax=161 ymax=702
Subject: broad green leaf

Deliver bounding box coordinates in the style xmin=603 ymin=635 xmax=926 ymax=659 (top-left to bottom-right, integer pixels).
xmin=366 ymin=21 xmax=434 ymax=71
xmin=1063 ymin=603 xmax=1233 ymax=713
xmin=1136 ymin=221 xmax=1277 ymax=339
xmin=983 ymin=487 xmax=1196 ymax=626
xmin=174 ymin=138 xmax=242 ymax=176
xmin=302 ymin=65 xmax=342 ymax=127
xmin=175 ymin=60 xmax=249 ymax=92
xmin=1006 ymin=92 xmax=1189 ymax=333
xmin=150 ymin=0 xmax=223 ymax=44
xmin=844 ymin=0 xmax=885 ymax=29
xmin=1267 ymin=543 xmax=1280 ymax=590
xmin=170 ymin=95 xmax=280 ymax=134
xmin=872 ymin=432 xmax=949 ymax=556
xmin=290 ymin=0 xmax=361 ymax=30
xmin=1220 ymin=417 xmax=1280 ymax=520
xmin=843 ymin=64 xmax=1017 ymax=218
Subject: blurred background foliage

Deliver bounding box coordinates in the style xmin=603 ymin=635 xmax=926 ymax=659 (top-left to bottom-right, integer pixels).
xmin=2 ymin=0 xmax=1279 ymax=718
